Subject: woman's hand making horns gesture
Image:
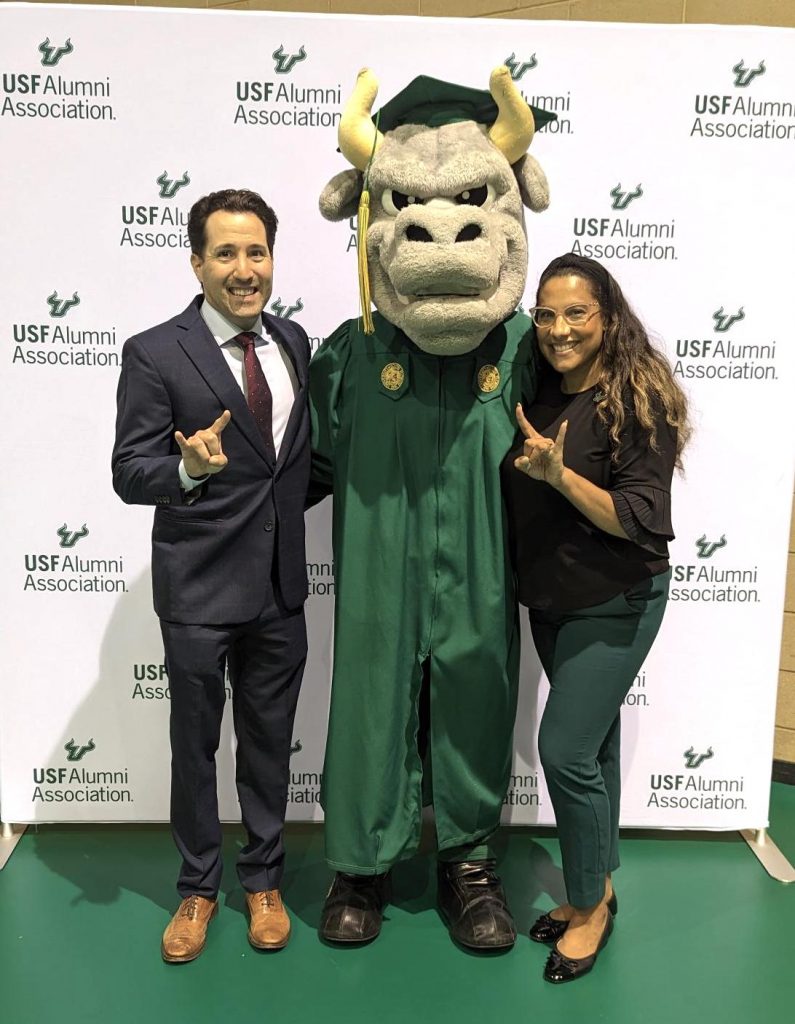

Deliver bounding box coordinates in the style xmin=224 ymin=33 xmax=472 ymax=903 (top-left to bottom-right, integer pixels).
xmin=513 ymin=403 xmax=567 ymax=488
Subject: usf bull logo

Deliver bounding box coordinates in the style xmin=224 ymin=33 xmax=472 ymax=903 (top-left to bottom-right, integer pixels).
xmin=38 ymin=37 xmax=74 ymax=67
xmin=57 ymin=523 xmax=89 ymax=549
xmin=290 ymin=739 xmax=302 ymax=755
xmin=156 ymin=171 xmax=190 ymax=199
xmin=732 ymin=59 xmax=766 ymax=88
xmin=610 ymin=183 xmax=643 ymax=211
xmin=684 ymin=746 xmax=714 ymax=769
xmin=504 ymin=52 xmax=537 ymax=81
xmin=47 ymin=290 xmax=80 ymax=318
xmin=65 ymin=738 xmax=95 ymax=762
xmin=272 ymin=45 xmax=307 ymax=75
xmin=712 ymin=306 xmax=745 ymax=333
xmin=696 ymin=534 xmax=726 ymax=559
xmin=271 ymin=297 xmax=304 ymax=320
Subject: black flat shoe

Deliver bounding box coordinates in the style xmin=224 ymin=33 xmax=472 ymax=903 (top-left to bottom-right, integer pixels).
xmin=543 ymin=908 xmax=614 ymax=984
xmin=319 ymin=871 xmax=391 ymax=944
xmin=529 ymin=891 xmax=617 ymax=944
xmin=437 ymin=860 xmax=517 ymax=951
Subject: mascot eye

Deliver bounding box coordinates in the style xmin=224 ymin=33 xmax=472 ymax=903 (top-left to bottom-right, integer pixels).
xmin=454 ymin=184 xmax=492 ymax=207
xmin=382 ymin=190 xmax=424 ymax=216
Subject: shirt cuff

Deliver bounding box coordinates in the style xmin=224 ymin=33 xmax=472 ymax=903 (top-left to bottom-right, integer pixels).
xmin=179 ymin=460 xmax=209 ymax=492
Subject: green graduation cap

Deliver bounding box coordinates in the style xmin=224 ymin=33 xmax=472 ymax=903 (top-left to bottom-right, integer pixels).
xmin=372 ymin=74 xmax=557 ymax=133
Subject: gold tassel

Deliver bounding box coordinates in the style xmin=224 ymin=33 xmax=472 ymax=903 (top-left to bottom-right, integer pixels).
xmin=355 ymin=109 xmax=380 ymax=336
xmin=357 ymin=190 xmax=374 ymax=335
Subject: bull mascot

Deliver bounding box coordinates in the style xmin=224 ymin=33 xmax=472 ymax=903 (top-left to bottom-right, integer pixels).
xmin=310 ymin=67 xmax=554 ymax=949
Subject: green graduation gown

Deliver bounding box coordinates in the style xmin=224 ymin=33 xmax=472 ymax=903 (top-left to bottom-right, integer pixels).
xmin=309 ymin=310 xmax=537 ymax=873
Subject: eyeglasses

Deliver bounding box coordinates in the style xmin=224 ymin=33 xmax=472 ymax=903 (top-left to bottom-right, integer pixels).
xmin=529 ymin=303 xmax=601 ymax=328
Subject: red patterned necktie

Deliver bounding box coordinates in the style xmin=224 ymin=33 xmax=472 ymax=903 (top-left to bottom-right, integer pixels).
xmin=233 ymin=331 xmax=275 ymax=459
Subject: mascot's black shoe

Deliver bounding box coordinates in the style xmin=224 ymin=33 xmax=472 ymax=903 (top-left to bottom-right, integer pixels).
xmin=437 ymin=860 xmax=516 ymax=951
xmin=319 ymin=871 xmax=391 ymax=944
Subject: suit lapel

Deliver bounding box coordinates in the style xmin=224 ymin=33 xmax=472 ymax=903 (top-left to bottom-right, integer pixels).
xmin=263 ymin=312 xmax=307 ymax=471
xmin=263 ymin=312 xmax=307 ymax=388
xmin=176 ymin=298 xmax=272 ymax=466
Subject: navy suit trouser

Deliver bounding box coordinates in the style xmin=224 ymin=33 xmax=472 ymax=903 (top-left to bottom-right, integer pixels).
xmin=160 ymin=590 xmax=307 ymax=900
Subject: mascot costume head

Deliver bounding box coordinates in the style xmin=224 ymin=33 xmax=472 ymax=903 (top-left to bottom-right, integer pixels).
xmin=320 ymin=66 xmax=553 ymax=353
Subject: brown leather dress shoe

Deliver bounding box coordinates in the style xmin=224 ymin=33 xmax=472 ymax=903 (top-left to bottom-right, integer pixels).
xmin=246 ymin=890 xmax=291 ymax=950
xmin=161 ymin=895 xmax=218 ymax=963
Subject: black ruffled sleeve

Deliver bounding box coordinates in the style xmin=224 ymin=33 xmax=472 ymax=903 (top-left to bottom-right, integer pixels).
xmin=607 ymin=409 xmax=677 ymax=553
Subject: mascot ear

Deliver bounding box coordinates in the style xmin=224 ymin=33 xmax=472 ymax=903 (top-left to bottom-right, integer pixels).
xmin=514 ymin=154 xmax=550 ymax=213
xmin=319 ymin=169 xmax=364 ymax=222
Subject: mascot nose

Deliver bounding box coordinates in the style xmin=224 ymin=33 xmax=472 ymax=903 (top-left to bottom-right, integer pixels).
xmin=404 ymin=224 xmax=483 ymax=243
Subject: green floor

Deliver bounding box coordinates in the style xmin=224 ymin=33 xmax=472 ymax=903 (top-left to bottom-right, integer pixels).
xmin=2 ymin=784 xmax=794 ymax=1024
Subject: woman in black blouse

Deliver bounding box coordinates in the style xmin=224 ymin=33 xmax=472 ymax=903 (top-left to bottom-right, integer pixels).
xmin=502 ymin=254 xmax=690 ymax=984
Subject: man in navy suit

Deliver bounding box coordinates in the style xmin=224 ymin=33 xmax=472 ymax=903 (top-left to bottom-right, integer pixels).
xmin=112 ymin=189 xmax=310 ymax=963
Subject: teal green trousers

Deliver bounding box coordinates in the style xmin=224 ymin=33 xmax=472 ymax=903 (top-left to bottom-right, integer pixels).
xmin=530 ymin=570 xmax=670 ymax=908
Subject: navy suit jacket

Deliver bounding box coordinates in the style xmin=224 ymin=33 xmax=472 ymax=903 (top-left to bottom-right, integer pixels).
xmin=112 ymin=296 xmax=311 ymax=624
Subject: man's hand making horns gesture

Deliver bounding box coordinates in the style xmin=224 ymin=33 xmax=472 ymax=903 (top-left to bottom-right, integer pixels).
xmin=175 ymin=410 xmax=231 ymax=479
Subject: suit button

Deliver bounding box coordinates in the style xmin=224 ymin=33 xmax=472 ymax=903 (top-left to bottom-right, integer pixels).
xmin=264 ymin=520 xmax=274 ymax=532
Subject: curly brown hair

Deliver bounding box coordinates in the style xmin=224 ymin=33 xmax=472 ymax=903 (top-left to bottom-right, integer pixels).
xmin=537 ymin=253 xmax=691 ymax=467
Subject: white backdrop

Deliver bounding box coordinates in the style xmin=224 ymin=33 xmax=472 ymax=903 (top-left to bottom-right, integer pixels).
xmin=1 ymin=4 xmax=793 ymax=830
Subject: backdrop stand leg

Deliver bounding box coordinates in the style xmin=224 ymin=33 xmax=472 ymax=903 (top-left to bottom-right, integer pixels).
xmin=740 ymin=828 xmax=795 ymax=883
xmin=0 ymin=821 xmax=27 ymax=870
